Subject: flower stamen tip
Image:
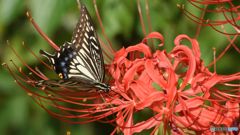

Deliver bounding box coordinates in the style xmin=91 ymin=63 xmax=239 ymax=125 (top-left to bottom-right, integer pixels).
xmin=29 ymin=72 xmax=32 ymax=75
xmin=99 ymin=105 xmax=103 ymax=109
xmin=117 ymin=126 xmax=120 ymax=134
xmin=19 ymin=67 xmax=22 ymax=72
xmin=35 ymin=66 xmax=39 ymax=71
xmin=83 ymin=98 xmax=87 ymax=102
xmin=1 ymin=63 xmax=6 ymax=66
xmin=14 ymin=80 xmax=18 ymax=83
xmin=26 ymin=11 xmax=30 ymax=17
xmin=42 ymin=87 xmax=46 ymax=90
xmin=66 ymin=131 xmax=71 ymax=135
xmin=47 ymin=94 xmax=52 ymax=97
xmin=9 ymin=59 xmax=12 ymax=61
xmin=22 ymin=41 xmax=25 ymax=45
xmin=176 ymin=4 xmax=180 ymax=8
xmin=212 ymin=47 xmax=217 ymax=52
xmin=28 ymin=93 xmax=33 ymax=96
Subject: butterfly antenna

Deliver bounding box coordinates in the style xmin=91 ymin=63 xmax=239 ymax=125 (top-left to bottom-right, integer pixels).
xmin=111 ymin=87 xmax=128 ymax=101
xmin=104 ymin=91 xmax=125 ymax=105
xmin=105 ymin=64 xmax=128 ymax=102
xmin=99 ymin=92 xmax=112 ymax=109
xmin=99 ymin=92 xmax=122 ymax=128
xmin=106 ymin=64 xmax=126 ymax=94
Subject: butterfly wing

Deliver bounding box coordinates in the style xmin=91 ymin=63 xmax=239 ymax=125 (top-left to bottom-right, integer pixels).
xmin=35 ymin=79 xmax=101 ymax=92
xmin=36 ymin=3 xmax=105 ymax=89
xmin=71 ymin=3 xmax=105 ymax=82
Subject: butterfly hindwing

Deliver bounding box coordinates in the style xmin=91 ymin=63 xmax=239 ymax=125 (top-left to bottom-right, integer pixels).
xmin=39 ymin=41 xmax=96 ymax=82
xmin=35 ymin=79 xmax=102 ymax=92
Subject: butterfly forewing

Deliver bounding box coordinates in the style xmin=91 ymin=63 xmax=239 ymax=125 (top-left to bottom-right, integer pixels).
xmin=70 ymin=3 xmax=104 ymax=82
xmin=35 ymin=3 xmax=109 ymax=92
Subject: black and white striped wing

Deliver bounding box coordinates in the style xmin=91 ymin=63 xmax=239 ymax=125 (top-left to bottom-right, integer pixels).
xmin=70 ymin=3 xmax=105 ymax=82
xmin=36 ymin=3 xmax=105 ymax=89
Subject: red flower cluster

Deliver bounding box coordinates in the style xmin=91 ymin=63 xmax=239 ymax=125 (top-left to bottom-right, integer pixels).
xmin=109 ymin=32 xmax=240 ymax=134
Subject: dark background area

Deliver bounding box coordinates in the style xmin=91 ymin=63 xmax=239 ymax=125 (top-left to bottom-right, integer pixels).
xmin=1 ymin=0 xmax=240 ymax=134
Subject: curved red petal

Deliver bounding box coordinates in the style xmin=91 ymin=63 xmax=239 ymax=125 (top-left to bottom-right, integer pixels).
xmin=142 ymin=32 xmax=164 ymax=47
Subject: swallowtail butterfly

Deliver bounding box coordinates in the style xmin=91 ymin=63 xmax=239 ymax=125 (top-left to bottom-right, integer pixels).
xmin=35 ymin=3 xmax=111 ymax=93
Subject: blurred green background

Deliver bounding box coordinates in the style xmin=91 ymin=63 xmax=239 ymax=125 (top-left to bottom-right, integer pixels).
xmin=1 ymin=0 xmax=240 ymax=135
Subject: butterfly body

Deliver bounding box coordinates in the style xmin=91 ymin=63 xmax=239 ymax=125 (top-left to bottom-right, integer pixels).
xmin=35 ymin=3 xmax=111 ymax=93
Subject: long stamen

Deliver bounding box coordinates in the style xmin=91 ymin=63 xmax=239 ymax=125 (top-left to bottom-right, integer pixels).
xmin=93 ymin=0 xmax=115 ymax=54
xmin=25 ymin=7 xmax=59 ymax=50
xmin=7 ymin=40 xmax=46 ymax=79
xmin=9 ymin=59 xmax=34 ymax=83
xmin=145 ymin=0 xmax=155 ymax=51
xmin=137 ymin=0 xmax=150 ymax=47
xmin=22 ymin=41 xmax=52 ymax=69
xmin=35 ymin=66 xmax=49 ymax=79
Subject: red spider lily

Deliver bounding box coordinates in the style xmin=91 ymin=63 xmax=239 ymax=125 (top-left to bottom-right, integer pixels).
xmin=3 ymin=1 xmax=240 ymax=135
xmin=108 ymin=31 xmax=240 ymax=134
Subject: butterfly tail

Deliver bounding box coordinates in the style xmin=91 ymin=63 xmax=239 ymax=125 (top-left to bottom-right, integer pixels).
xmin=39 ymin=47 xmax=70 ymax=79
